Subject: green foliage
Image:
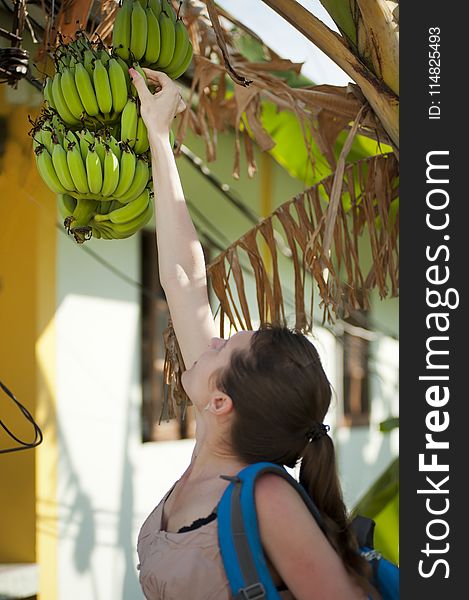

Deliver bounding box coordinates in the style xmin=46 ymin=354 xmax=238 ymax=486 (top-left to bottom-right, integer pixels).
xmin=352 ymin=457 xmax=399 ymax=564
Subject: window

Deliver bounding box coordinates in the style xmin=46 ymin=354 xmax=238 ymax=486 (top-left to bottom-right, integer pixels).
xmin=342 ymin=311 xmax=370 ymax=427
xmin=140 ymin=230 xmax=212 ymax=442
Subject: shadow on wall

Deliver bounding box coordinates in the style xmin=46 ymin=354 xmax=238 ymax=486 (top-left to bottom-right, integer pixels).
xmin=55 ymin=389 xmax=141 ymax=598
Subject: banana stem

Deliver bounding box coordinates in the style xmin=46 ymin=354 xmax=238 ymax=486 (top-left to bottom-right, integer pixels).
xmin=71 ymin=198 xmax=99 ymax=228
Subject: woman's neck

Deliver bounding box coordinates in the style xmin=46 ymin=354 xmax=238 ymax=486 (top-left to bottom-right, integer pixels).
xmin=188 ymin=425 xmax=245 ymax=482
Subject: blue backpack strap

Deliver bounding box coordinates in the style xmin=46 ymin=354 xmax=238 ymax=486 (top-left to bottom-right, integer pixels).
xmin=217 ymin=462 xmax=328 ymax=600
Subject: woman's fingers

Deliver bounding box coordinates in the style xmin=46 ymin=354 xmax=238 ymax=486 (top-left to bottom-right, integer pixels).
xmin=142 ymin=68 xmax=172 ymax=87
xmin=177 ymin=96 xmax=186 ymax=115
xmin=128 ymin=68 xmax=152 ymax=102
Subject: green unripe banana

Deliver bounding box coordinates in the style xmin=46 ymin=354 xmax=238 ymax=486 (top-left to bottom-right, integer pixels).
xmin=155 ymin=10 xmax=176 ymax=68
xmin=112 ymin=0 xmax=133 ymax=61
xmin=35 ymin=147 xmax=68 ymax=194
xmin=108 ymin=57 xmax=129 ymax=113
xmin=75 ymin=63 xmax=100 ymax=117
xmin=120 ymin=98 xmax=138 ymax=147
xmin=114 ymin=147 xmax=136 ymax=197
xmin=93 ymin=58 xmax=113 ymax=115
xmin=130 ymin=1 xmax=148 ymax=61
xmin=166 ymin=40 xmax=193 ymax=79
xmin=43 ymin=78 xmax=56 ymax=109
xmin=52 ymin=142 xmax=76 ymax=191
xmin=86 ymin=145 xmax=103 ymax=195
xmin=144 ymin=7 xmax=161 ymax=65
xmin=164 ymin=18 xmax=189 ymax=74
xmin=51 ymin=72 xmax=81 ymax=125
xmin=67 ymin=142 xmax=90 ymax=194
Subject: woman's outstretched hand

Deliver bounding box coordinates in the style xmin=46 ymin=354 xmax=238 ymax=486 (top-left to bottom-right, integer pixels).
xmin=129 ymin=68 xmax=186 ymax=138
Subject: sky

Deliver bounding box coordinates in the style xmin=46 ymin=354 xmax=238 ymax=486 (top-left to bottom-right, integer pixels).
xmin=215 ymin=0 xmax=352 ymax=87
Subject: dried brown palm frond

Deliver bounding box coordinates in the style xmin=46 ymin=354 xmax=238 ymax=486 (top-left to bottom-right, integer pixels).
xmin=259 ymin=0 xmax=399 ymax=148
xmin=162 ymin=151 xmax=399 ymax=417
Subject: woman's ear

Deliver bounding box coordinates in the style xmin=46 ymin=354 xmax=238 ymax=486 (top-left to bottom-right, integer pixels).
xmin=207 ymin=392 xmax=233 ymax=416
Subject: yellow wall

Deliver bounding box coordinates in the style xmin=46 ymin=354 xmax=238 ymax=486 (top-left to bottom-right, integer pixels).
xmin=0 ymin=82 xmax=57 ymax=598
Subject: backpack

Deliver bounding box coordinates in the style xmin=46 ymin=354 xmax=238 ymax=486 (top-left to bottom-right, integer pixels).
xmin=217 ymin=462 xmax=399 ymax=600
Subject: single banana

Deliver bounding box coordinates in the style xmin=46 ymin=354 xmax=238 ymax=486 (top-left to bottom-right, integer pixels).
xmin=51 ymin=114 xmax=66 ymax=139
xmin=162 ymin=0 xmax=177 ymax=22
xmin=57 ymin=193 xmax=77 ymax=221
xmin=148 ymin=0 xmax=162 ymax=18
xmin=83 ymin=49 xmax=96 ymax=76
xmin=93 ymin=58 xmax=113 ymax=115
xmin=166 ymin=40 xmax=193 ymax=79
xmin=130 ymin=1 xmax=148 ymax=62
xmin=77 ymin=129 xmax=95 ymax=161
xmin=62 ymin=130 xmax=79 ymax=153
xmin=40 ymin=127 xmax=54 ymax=155
xmin=107 ymin=200 xmax=153 ymax=237
xmin=66 ymin=142 xmax=90 ymax=194
xmin=108 ymin=57 xmax=129 ymax=113
xmin=86 ymin=145 xmax=103 ymax=195
xmin=134 ymin=116 xmax=150 ymax=154
xmin=105 ymin=187 xmax=150 ymax=224
xmin=52 ymin=143 xmax=76 ymax=191
xmin=163 ymin=18 xmax=189 ymax=74
xmin=35 ymin=147 xmax=68 ymax=194
xmin=43 ymin=78 xmax=56 ymax=109
xmin=75 ymin=62 xmax=100 ymax=117
xmin=120 ymin=98 xmax=138 ymax=147
xmin=101 ymin=148 xmax=120 ymax=197
xmin=107 ymin=135 xmax=122 ymax=161
xmin=131 ymin=62 xmax=148 ymax=98
xmin=60 ymin=67 xmax=86 ymax=121
xmin=144 ymin=7 xmax=161 ymax=65
xmin=99 ymin=49 xmax=111 ymax=67
xmin=51 ymin=72 xmax=81 ymax=125
xmin=155 ymin=9 xmax=176 ymax=68
xmin=116 ymin=156 xmax=150 ymax=203
xmin=113 ymin=147 xmax=136 ymax=197
xmin=94 ymin=136 xmax=107 ymax=165
xmin=112 ymin=0 xmax=133 ymax=61
xmin=115 ymin=55 xmax=132 ymax=88
xmin=32 ymin=129 xmax=43 ymax=152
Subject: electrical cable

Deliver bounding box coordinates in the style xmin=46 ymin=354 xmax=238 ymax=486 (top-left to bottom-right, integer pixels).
xmin=0 ymin=379 xmax=43 ymax=454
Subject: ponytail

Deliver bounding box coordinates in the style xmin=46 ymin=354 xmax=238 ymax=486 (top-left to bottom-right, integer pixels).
xmin=300 ymin=437 xmax=380 ymax=599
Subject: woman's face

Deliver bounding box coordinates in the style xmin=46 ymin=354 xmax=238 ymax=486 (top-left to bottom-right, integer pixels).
xmin=181 ymin=331 xmax=254 ymax=410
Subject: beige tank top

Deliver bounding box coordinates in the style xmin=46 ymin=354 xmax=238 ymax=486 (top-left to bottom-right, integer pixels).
xmin=137 ymin=482 xmax=294 ymax=600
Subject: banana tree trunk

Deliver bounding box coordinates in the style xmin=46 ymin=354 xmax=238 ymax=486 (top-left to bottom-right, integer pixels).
xmin=260 ymin=0 xmax=399 ymax=149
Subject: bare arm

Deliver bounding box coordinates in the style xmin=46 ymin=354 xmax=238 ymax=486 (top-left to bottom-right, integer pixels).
xmin=130 ymin=69 xmax=217 ymax=369
xmin=255 ymin=475 xmax=366 ymax=600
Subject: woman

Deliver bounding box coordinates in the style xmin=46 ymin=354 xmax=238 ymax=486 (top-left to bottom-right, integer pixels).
xmin=130 ymin=68 xmax=375 ymax=600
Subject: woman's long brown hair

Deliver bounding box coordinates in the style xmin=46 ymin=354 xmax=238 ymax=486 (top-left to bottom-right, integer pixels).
xmin=216 ymin=324 xmax=379 ymax=598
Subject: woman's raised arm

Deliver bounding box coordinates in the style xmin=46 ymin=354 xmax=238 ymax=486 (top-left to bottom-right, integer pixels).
xmin=130 ymin=68 xmax=217 ymax=370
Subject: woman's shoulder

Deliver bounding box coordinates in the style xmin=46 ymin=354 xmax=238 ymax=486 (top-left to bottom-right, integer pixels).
xmin=254 ymin=473 xmax=365 ymax=600
xmin=254 ymin=473 xmax=324 ymax=537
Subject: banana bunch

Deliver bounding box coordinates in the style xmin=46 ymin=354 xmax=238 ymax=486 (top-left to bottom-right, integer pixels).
xmin=33 ymin=114 xmax=152 ymax=206
xmin=112 ymin=0 xmax=193 ymax=79
xmin=57 ymin=188 xmax=154 ymax=243
xmin=45 ymin=47 xmax=131 ymax=127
